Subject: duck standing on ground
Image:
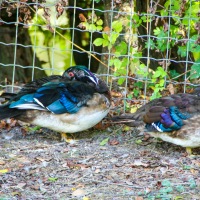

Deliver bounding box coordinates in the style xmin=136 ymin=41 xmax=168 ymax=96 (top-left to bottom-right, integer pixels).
xmin=0 ymin=65 xmax=111 ymax=141
xmin=112 ymin=88 xmax=200 ymax=154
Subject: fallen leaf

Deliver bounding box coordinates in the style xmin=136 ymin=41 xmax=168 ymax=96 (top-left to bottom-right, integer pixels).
xmin=103 ymin=26 xmax=110 ymax=33
xmin=156 ymin=181 xmax=162 ymax=189
xmin=95 ymin=169 xmax=101 ymax=173
xmin=83 ymin=197 xmax=90 ymax=200
xmin=122 ymin=125 xmax=131 ymax=131
xmin=36 ymin=157 xmax=52 ymax=162
xmin=0 ymin=169 xmax=9 ymax=174
xmin=0 ymin=120 xmax=6 ymax=128
xmin=16 ymin=182 xmax=26 ymax=189
xmin=130 ymin=159 xmax=149 ymax=167
xmin=79 ymin=13 xmax=87 ymax=22
xmin=125 ymin=181 xmax=133 ymax=186
xmin=76 ymin=164 xmax=89 ymax=170
xmin=12 ymin=192 xmax=22 ymax=196
xmin=94 ymin=121 xmax=110 ymax=130
xmin=135 ymin=139 xmax=142 ymax=144
xmin=108 ymin=138 xmax=119 ymax=146
xmin=110 ymin=91 xmax=122 ymax=97
xmin=31 ymin=185 xmax=40 ymax=190
xmin=72 ymin=189 xmax=86 ymax=197
xmin=0 ymin=160 xmax=5 ymax=165
xmin=48 ymin=177 xmax=58 ymax=182
xmin=100 ymin=137 xmax=109 ymax=146
xmin=130 ymin=106 xmax=138 ymax=113
xmin=167 ymin=83 xmax=175 ymax=95
xmin=135 ymin=197 xmax=144 ymax=200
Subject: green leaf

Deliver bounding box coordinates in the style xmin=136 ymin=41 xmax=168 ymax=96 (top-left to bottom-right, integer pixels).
xmin=134 ymin=81 xmax=144 ymax=88
xmin=110 ymin=33 xmax=119 ymax=44
xmin=190 ymin=59 xmax=200 ymax=79
xmin=150 ymin=91 xmax=162 ymax=100
xmin=48 ymin=177 xmax=58 ymax=182
xmin=102 ymin=39 xmax=109 ymax=47
xmin=93 ymin=38 xmax=104 ymax=46
xmin=108 ymin=44 xmax=112 ymax=50
xmin=153 ymin=70 xmax=161 ymax=78
xmin=132 ymin=14 xmax=140 ymax=22
xmin=96 ymin=19 xmax=103 ymax=26
xmin=118 ymin=77 xmax=125 ymax=85
xmin=121 ymin=57 xmax=128 ymax=68
xmin=133 ymin=88 xmax=140 ymax=97
xmin=177 ymin=46 xmax=187 ymax=57
xmin=112 ymin=21 xmax=123 ymax=33
xmin=159 ymin=79 xmax=165 ymax=86
xmin=183 ymin=165 xmax=191 ymax=170
xmin=127 ymin=93 xmax=133 ymax=100
xmin=115 ymin=41 xmax=128 ymax=55
xmin=174 ymin=196 xmax=184 ymax=200
xmin=135 ymin=139 xmax=142 ymax=144
xmin=145 ymin=39 xmax=156 ymax=49
xmin=141 ymin=15 xmax=147 ymax=22
xmin=160 ymin=9 xmax=168 ymax=17
xmin=154 ymin=67 xmax=167 ymax=78
xmin=154 ymin=27 xmax=161 ymax=35
xmin=109 ymin=59 xmax=114 ymax=66
xmin=88 ymin=24 xmax=97 ymax=32
xmin=113 ymin=59 xmax=121 ymax=68
xmin=169 ymin=69 xmax=180 ymax=79
xmin=28 ymin=126 xmax=41 ymax=132
xmin=102 ymin=33 xmax=109 ymax=40
xmin=188 ymin=35 xmax=200 ymax=53
xmin=100 ymin=137 xmax=109 ymax=146
xmin=114 ymin=52 xmax=121 ymax=57
xmin=96 ymin=25 xmax=103 ymax=31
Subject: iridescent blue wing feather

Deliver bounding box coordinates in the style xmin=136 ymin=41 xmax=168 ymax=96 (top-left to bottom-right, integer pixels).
xmin=9 ymin=80 xmax=97 ymax=114
xmin=112 ymin=88 xmax=200 ymax=129
xmin=143 ymin=93 xmax=200 ymax=132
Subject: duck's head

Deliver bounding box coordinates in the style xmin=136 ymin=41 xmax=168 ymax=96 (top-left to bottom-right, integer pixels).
xmin=63 ymin=65 xmax=99 ymax=86
xmin=63 ymin=65 xmax=109 ymax=94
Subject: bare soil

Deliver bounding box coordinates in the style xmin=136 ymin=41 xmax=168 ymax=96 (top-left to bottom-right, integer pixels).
xmin=0 ymin=124 xmax=200 ymax=200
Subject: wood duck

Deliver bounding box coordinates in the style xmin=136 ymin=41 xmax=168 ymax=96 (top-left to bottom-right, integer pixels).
xmin=0 ymin=65 xmax=111 ymax=141
xmin=112 ymin=88 xmax=200 ymax=154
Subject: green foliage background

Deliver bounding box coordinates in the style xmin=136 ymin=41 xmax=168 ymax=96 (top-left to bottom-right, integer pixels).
xmin=29 ymin=0 xmax=200 ymax=99
xmin=29 ymin=7 xmax=75 ymax=75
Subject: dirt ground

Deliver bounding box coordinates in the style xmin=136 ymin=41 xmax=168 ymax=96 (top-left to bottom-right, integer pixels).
xmin=0 ymin=123 xmax=200 ymax=200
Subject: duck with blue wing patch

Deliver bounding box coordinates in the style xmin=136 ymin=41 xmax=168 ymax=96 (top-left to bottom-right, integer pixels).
xmin=0 ymin=65 xmax=111 ymax=142
xmin=112 ymin=89 xmax=200 ymax=154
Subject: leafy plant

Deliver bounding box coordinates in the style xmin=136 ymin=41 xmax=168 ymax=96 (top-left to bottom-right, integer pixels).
xmin=78 ymin=11 xmax=103 ymax=32
xmin=91 ymin=0 xmax=200 ymax=104
xmin=149 ymin=67 xmax=167 ymax=100
xmin=151 ymin=0 xmax=200 ymax=80
xmin=93 ymin=21 xmax=123 ymax=49
xmin=94 ymin=20 xmax=129 ymax=85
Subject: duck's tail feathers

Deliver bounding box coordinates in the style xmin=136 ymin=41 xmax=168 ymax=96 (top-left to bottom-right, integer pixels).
xmin=111 ymin=113 xmax=144 ymax=127
xmin=0 ymin=104 xmax=24 ymax=120
xmin=0 ymin=92 xmax=17 ymax=100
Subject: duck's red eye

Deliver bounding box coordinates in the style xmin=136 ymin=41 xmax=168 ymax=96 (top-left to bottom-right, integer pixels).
xmin=68 ymin=72 xmax=74 ymax=77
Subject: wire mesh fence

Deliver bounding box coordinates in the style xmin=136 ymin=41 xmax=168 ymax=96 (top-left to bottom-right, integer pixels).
xmin=0 ymin=0 xmax=200 ymax=111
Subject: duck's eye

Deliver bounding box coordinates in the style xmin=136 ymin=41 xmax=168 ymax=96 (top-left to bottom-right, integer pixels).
xmin=68 ymin=72 xmax=74 ymax=77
